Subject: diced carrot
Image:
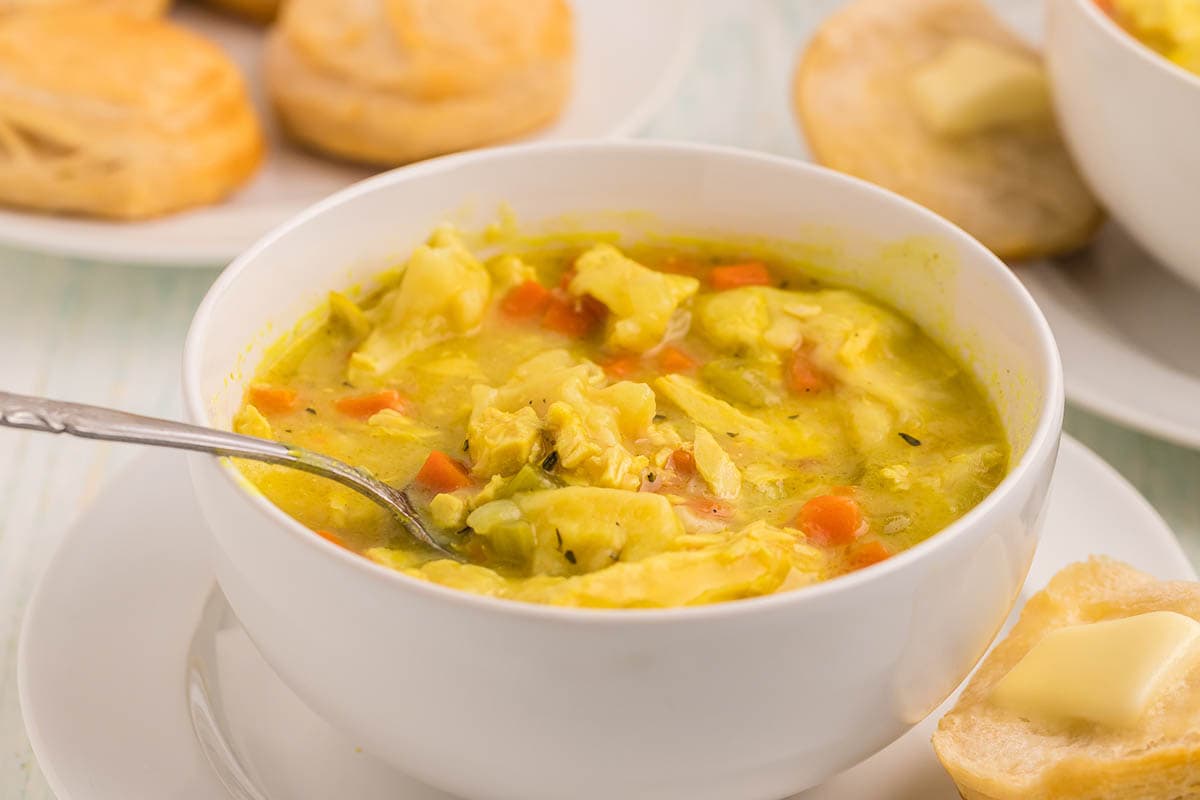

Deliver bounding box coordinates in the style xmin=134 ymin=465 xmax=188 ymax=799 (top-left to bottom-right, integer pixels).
xmin=542 ymin=295 xmax=601 ymax=338
xmin=315 ymin=529 xmax=348 ymax=549
xmin=249 ymin=385 xmax=298 ymax=415
xmin=687 ymin=497 xmax=735 ymax=519
xmin=785 ymin=349 xmax=828 ymax=394
xmin=847 ymin=540 xmax=891 ymax=571
xmin=709 ymin=262 xmax=771 ymax=291
xmin=658 ymin=345 xmax=698 ymax=374
xmin=796 ymin=494 xmax=864 ymax=547
xmin=669 ymin=448 xmax=695 ymax=476
xmin=500 ymin=280 xmax=551 ymax=318
xmin=602 ymin=355 xmax=642 ymax=379
xmin=335 ymin=389 xmax=406 ymax=419
xmin=415 ymin=450 xmax=472 ymax=493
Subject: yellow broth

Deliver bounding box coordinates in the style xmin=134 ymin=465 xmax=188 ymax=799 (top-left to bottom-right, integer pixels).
xmin=1102 ymin=0 xmax=1200 ymax=75
xmin=233 ymin=225 xmax=1007 ymax=608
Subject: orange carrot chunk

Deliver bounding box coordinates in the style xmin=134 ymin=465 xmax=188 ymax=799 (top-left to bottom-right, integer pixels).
xmin=709 ymin=262 xmax=772 ymax=291
xmin=785 ymin=349 xmax=828 ymax=394
xmin=669 ymin=448 xmax=695 ymax=476
xmin=335 ymin=390 xmax=406 ymax=419
xmin=500 ymin=280 xmax=551 ymax=318
xmin=796 ymin=494 xmax=864 ymax=547
xmin=602 ymin=355 xmax=642 ymax=379
xmin=415 ymin=451 xmax=472 ymax=493
xmin=315 ymin=529 xmax=348 ymax=549
xmin=542 ymin=295 xmax=601 ymax=338
xmin=249 ymin=385 xmax=298 ymax=415
xmin=847 ymin=540 xmax=891 ymax=571
xmin=658 ymin=345 xmax=698 ymax=374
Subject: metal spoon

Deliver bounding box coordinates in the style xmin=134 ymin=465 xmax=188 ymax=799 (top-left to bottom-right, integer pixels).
xmin=0 ymin=390 xmax=461 ymax=561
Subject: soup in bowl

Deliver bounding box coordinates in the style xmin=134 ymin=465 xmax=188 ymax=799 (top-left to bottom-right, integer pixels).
xmin=184 ymin=141 xmax=1062 ymax=800
xmin=231 ymin=223 xmax=1008 ymax=607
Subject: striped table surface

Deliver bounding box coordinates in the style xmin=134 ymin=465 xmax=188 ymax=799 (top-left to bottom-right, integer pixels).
xmin=2 ymin=2 xmax=1197 ymax=797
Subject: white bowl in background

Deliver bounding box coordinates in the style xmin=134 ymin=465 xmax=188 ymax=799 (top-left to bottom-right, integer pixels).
xmin=1046 ymin=0 xmax=1200 ymax=289
xmin=183 ymin=141 xmax=1063 ymax=800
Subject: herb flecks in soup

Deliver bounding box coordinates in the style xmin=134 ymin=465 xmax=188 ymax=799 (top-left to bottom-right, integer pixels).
xmin=234 ymin=224 xmax=1007 ymax=608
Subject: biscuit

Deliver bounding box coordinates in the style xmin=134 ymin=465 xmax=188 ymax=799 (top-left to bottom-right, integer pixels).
xmin=265 ymin=0 xmax=574 ymax=166
xmin=0 ymin=10 xmax=264 ymax=219
xmin=198 ymin=0 xmax=277 ymax=23
xmin=0 ymin=0 xmax=168 ymax=16
xmin=933 ymin=558 xmax=1200 ymax=800
xmin=794 ymin=0 xmax=1103 ymax=262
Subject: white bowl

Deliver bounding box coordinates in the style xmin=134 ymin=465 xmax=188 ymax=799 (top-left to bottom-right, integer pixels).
xmin=1046 ymin=0 xmax=1200 ymax=289
xmin=183 ymin=141 xmax=1063 ymax=800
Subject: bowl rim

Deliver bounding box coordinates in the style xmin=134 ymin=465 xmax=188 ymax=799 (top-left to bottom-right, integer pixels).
xmin=183 ymin=139 xmax=1064 ymax=625
xmin=1067 ymin=0 xmax=1200 ymax=91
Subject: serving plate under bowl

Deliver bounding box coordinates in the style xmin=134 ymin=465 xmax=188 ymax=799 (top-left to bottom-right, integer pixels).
xmin=20 ymin=436 xmax=1191 ymax=800
xmin=0 ymin=0 xmax=694 ymax=267
xmin=1019 ymin=224 xmax=1200 ymax=450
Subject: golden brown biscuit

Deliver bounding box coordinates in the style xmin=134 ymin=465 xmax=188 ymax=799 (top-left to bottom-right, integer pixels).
xmin=794 ymin=0 xmax=1103 ymax=262
xmin=0 ymin=10 xmax=263 ymax=219
xmin=198 ymin=0 xmax=278 ymax=24
xmin=265 ymin=0 xmax=574 ymax=166
xmin=0 ymin=0 xmax=169 ymax=16
xmin=933 ymin=558 xmax=1200 ymax=800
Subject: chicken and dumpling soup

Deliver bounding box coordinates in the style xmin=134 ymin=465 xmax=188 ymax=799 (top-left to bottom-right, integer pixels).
xmin=233 ymin=224 xmax=1007 ymax=608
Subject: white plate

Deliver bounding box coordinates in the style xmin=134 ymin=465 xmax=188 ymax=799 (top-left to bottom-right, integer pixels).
xmin=0 ymin=1 xmax=694 ymax=268
xmin=1019 ymin=224 xmax=1200 ymax=450
xmin=962 ymin=0 xmax=1200 ymax=450
xmin=19 ymin=435 xmax=1195 ymax=800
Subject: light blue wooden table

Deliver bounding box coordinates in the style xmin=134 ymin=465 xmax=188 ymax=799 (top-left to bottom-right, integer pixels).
xmin=1 ymin=2 xmax=1197 ymax=796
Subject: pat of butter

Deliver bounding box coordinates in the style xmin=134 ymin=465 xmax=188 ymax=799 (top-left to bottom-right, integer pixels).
xmin=992 ymin=611 xmax=1200 ymax=727
xmin=909 ymin=38 xmax=1052 ymax=137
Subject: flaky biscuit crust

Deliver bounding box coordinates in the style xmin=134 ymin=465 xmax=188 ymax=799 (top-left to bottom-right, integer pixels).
xmin=0 ymin=10 xmax=263 ymax=219
xmin=198 ymin=0 xmax=278 ymax=24
xmin=266 ymin=0 xmax=573 ymax=166
xmin=0 ymin=0 xmax=168 ymax=17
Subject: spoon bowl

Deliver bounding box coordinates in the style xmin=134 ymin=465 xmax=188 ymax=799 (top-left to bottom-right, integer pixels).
xmin=0 ymin=390 xmax=457 ymax=560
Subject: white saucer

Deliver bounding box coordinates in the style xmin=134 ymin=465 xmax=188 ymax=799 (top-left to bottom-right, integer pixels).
xmin=1019 ymin=224 xmax=1200 ymax=450
xmin=0 ymin=1 xmax=694 ymax=268
xmin=19 ymin=436 xmax=1195 ymax=800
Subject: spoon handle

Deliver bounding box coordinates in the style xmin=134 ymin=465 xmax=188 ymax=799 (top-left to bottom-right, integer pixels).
xmin=0 ymin=390 xmax=295 ymax=462
xmin=0 ymin=390 xmax=455 ymax=559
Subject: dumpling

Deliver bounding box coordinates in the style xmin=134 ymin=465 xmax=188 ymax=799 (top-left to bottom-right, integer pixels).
xmin=264 ymin=0 xmax=574 ymax=166
xmin=0 ymin=10 xmax=264 ymax=219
